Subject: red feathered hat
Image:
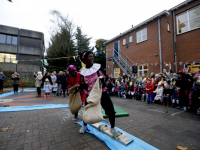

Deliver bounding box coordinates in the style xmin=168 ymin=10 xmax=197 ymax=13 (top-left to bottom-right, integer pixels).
xmin=146 ymin=78 xmax=152 ymax=82
xmin=177 ymin=71 xmax=185 ymax=75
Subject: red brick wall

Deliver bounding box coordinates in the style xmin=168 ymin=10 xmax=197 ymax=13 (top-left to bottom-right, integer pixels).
xmin=174 ymin=0 xmax=200 ymax=71
xmin=106 ymin=0 xmax=200 ymax=76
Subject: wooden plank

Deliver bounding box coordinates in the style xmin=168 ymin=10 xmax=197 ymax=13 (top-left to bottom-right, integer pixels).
xmin=91 ymin=123 xmax=133 ymax=145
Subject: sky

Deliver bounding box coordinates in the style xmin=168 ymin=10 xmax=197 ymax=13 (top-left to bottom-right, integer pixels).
xmin=0 ymin=0 xmax=184 ymax=50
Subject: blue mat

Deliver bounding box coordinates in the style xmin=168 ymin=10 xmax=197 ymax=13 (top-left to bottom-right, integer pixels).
xmin=77 ymin=121 xmax=159 ymax=150
xmin=0 ymin=104 xmax=69 ymax=112
xmin=0 ymin=88 xmax=35 ymax=98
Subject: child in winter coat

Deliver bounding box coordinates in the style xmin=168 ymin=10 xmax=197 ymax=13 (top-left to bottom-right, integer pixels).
xmin=118 ymin=83 xmax=124 ymax=98
xmin=127 ymin=82 xmax=133 ymax=99
xmin=153 ymin=81 xmax=163 ymax=104
xmin=43 ymin=78 xmax=51 ymax=99
xmin=115 ymin=81 xmax=120 ymax=96
xmin=145 ymin=79 xmax=154 ymax=104
xmin=172 ymin=87 xmax=179 ymax=107
xmin=130 ymin=83 xmax=137 ymax=99
xmin=163 ymin=84 xmax=173 ymax=106
xmin=142 ymin=78 xmax=148 ymax=102
xmin=121 ymin=83 xmax=128 ymax=98
xmin=52 ymin=81 xmax=58 ymax=97
xmin=135 ymin=85 xmax=142 ymax=100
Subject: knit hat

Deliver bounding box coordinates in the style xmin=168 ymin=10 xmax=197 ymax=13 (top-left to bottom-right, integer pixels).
xmin=173 ymin=73 xmax=178 ymax=77
xmin=124 ymin=83 xmax=128 ymax=86
xmin=45 ymin=78 xmax=49 ymax=82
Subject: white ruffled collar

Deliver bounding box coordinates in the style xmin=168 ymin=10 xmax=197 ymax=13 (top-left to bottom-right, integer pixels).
xmin=81 ymin=63 xmax=101 ymax=76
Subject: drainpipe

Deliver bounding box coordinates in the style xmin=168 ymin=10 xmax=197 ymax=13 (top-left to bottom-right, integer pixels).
xmin=40 ymin=34 xmax=44 ymax=73
xmin=111 ymin=58 xmax=113 ymax=76
xmin=173 ymin=10 xmax=178 ymax=72
xmin=16 ymin=29 xmax=20 ymax=72
xmin=158 ymin=17 xmax=162 ymax=72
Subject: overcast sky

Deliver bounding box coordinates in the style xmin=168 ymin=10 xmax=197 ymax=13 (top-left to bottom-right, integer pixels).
xmin=0 ymin=0 xmax=184 ymax=50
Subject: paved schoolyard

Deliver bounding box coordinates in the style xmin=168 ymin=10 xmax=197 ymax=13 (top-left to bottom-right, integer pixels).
xmin=0 ymin=91 xmax=200 ymax=150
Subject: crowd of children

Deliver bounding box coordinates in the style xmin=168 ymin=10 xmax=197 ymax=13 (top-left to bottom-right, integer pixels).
xmin=106 ymin=69 xmax=200 ymax=115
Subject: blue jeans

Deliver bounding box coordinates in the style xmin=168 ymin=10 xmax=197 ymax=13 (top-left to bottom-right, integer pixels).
xmin=147 ymin=93 xmax=154 ymax=102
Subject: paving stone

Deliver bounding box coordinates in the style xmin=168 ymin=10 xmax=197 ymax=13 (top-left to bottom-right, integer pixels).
xmin=1 ymin=93 xmax=200 ymax=150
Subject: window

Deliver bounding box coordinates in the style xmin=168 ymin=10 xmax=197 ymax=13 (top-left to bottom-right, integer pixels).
xmin=7 ymin=35 xmax=12 ymax=44
xmin=167 ymin=23 xmax=170 ymax=32
xmin=136 ymin=28 xmax=147 ymax=43
xmin=177 ymin=5 xmax=200 ymax=34
xmin=0 ymin=53 xmax=17 ymax=63
xmin=114 ymin=68 xmax=120 ymax=78
xmin=123 ymin=39 xmax=126 ymax=45
xmin=129 ymin=35 xmax=132 ymax=43
xmin=0 ymin=34 xmax=18 ymax=45
xmin=12 ymin=36 xmax=17 ymax=45
xmin=0 ymin=34 xmax=6 ymax=43
xmin=138 ymin=64 xmax=148 ymax=76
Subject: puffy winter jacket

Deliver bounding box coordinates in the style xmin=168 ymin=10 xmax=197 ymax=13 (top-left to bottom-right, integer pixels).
xmin=145 ymin=83 xmax=154 ymax=94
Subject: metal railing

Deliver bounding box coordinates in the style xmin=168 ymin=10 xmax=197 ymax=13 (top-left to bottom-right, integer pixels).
xmin=106 ymin=48 xmax=134 ymax=75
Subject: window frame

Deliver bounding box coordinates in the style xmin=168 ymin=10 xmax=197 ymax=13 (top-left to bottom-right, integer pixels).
xmin=123 ymin=38 xmax=126 ymax=45
xmin=167 ymin=23 xmax=170 ymax=32
xmin=129 ymin=35 xmax=132 ymax=43
xmin=136 ymin=28 xmax=147 ymax=43
xmin=114 ymin=68 xmax=120 ymax=78
xmin=0 ymin=34 xmax=18 ymax=45
xmin=138 ymin=64 xmax=148 ymax=76
xmin=0 ymin=53 xmax=17 ymax=63
xmin=176 ymin=5 xmax=200 ymax=35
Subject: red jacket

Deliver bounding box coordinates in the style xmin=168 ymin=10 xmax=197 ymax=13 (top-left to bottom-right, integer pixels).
xmin=145 ymin=83 xmax=154 ymax=94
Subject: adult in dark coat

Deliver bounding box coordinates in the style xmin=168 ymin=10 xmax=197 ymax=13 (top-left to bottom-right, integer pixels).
xmin=176 ymin=71 xmax=188 ymax=111
xmin=0 ymin=71 xmax=6 ymax=94
xmin=42 ymin=73 xmax=52 ymax=86
xmin=61 ymin=71 xmax=67 ymax=97
xmin=56 ymin=71 xmax=62 ymax=96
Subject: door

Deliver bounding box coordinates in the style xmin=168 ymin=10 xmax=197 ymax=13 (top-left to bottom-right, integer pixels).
xmin=114 ymin=41 xmax=119 ymax=58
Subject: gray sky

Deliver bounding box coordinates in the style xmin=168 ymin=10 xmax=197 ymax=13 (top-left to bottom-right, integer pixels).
xmin=0 ymin=0 xmax=184 ymax=50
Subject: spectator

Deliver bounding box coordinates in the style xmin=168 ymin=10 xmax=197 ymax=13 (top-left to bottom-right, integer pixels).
xmin=107 ymin=80 xmax=114 ymax=96
xmin=128 ymin=73 xmax=132 ymax=82
xmin=194 ymin=76 xmax=200 ymax=114
xmin=123 ymin=73 xmax=128 ymax=80
xmin=114 ymin=81 xmax=119 ymax=96
xmin=163 ymin=84 xmax=173 ymax=106
xmin=43 ymin=78 xmax=51 ymax=99
xmin=118 ymin=75 xmax=121 ymax=84
xmin=51 ymin=73 xmax=57 ymax=84
xmin=172 ymin=87 xmax=179 ymax=108
xmin=34 ymin=71 xmax=43 ymax=97
xmin=153 ymin=81 xmax=163 ymax=104
xmin=150 ymin=72 xmax=155 ymax=80
xmin=135 ymin=85 xmax=142 ymax=100
xmin=61 ymin=71 xmax=67 ymax=97
xmin=146 ymin=79 xmax=154 ymax=104
xmin=42 ymin=72 xmax=53 ymax=86
xmin=176 ymin=71 xmax=188 ymax=111
xmin=11 ymin=72 xmax=20 ymax=94
xmin=57 ymin=71 xmax=63 ymax=96
xmin=0 ymin=71 xmax=6 ymax=94
xmin=52 ymin=81 xmax=58 ymax=97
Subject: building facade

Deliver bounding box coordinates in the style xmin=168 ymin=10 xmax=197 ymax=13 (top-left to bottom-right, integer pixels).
xmin=105 ymin=0 xmax=200 ymax=78
xmin=0 ymin=24 xmax=44 ymax=78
